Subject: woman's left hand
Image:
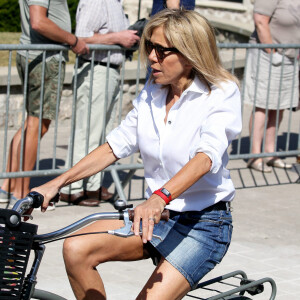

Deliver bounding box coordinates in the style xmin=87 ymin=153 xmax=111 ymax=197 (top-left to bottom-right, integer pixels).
xmin=133 ymin=194 xmax=166 ymax=243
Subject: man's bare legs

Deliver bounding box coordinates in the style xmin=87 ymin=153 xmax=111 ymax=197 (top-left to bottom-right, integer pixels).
xmin=1 ymin=115 xmax=51 ymax=199
xmin=1 ymin=125 xmax=25 ymax=194
xmin=63 ymin=219 xmax=190 ymax=300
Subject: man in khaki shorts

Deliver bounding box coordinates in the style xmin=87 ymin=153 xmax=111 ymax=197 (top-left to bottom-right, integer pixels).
xmin=0 ymin=0 xmax=88 ymax=206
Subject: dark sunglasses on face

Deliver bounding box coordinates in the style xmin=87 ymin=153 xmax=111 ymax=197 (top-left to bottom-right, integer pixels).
xmin=145 ymin=40 xmax=179 ymax=61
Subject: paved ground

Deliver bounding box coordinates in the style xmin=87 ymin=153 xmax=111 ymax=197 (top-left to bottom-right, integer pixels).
xmin=0 ymin=105 xmax=300 ymax=299
xmin=1 ymin=159 xmax=300 ymax=299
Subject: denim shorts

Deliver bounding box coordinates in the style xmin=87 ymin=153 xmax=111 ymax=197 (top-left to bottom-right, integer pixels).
xmin=147 ymin=205 xmax=233 ymax=288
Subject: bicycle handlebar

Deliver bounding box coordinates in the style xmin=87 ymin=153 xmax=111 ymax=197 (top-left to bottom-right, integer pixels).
xmin=128 ymin=208 xmax=169 ymax=222
xmin=11 ymin=191 xmax=59 ymax=217
xmin=10 ymin=192 xmax=170 ymax=242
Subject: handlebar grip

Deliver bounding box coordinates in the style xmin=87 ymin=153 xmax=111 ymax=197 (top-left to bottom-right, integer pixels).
xmin=161 ymin=209 xmax=170 ymax=221
xmin=27 ymin=191 xmax=44 ymax=208
xmin=128 ymin=209 xmax=169 ymax=222
xmin=26 ymin=192 xmax=58 ymax=209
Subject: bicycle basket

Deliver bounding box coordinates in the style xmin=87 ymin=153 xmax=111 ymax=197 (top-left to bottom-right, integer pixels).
xmin=0 ymin=208 xmax=37 ymax=299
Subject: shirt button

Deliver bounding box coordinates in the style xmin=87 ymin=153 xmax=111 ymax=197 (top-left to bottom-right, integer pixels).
xmin=168 ymin=120 xmax=171 ymax=124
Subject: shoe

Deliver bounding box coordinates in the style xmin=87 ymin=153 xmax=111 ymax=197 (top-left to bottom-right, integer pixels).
xmin=85 ymin=186 xmax=113 ymax=201
xmin=266 ymin=158 xmax=292 ymax=169
xmin=59 ymin=191 xmax=100 ymax=207
xmin=0 ymin=188 xmax=11 ymax=203
xmin=247 ymin=159 xmax=272 ymax=173
xmin=34 ymin=203 xmax=55 ymax=211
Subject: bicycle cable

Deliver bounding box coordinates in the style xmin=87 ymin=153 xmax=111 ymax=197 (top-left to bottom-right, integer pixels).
xmin=39 ymin=231 xmax=109 ymax=245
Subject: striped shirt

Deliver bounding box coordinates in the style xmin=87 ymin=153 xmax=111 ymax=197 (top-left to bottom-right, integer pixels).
xmin=76 ymin=0 xmax=129 ymax=65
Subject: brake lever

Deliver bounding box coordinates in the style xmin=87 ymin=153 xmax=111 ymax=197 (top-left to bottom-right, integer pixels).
xmin=107 ymin=211 xmax=162 ymax=241
xmin=107 ymin=210 xmax=133 ymax=237
xmin=23 ymin=214 xmax=33 ymax=220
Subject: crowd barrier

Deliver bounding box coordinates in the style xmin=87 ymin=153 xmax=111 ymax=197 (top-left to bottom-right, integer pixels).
xmin=0 ymin=43 xmax=299 ymax=200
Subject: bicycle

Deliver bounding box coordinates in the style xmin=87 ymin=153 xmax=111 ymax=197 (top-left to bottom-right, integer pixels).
xmin=0 ymin=192 xmax=277 ymax=300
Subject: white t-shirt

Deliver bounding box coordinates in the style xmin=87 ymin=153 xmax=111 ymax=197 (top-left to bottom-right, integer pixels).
xmin=107 ymin=77 xmax=242 ymax=212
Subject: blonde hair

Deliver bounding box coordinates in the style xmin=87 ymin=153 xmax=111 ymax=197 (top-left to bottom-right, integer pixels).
xmin=140 ymin=9 xmax=239 ymax=91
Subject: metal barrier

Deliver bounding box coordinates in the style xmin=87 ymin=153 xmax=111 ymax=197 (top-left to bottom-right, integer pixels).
xmin=0 ymin=43 xmax=299 ymax=200
xmin=219 ymin=43 xmax=300 ymax=161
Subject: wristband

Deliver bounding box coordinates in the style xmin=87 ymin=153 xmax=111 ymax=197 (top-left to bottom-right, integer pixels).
xmin=153 ymin=188 xmax=172 ymax=205
xmin=71 ymin=36 xmax=78 ymax=48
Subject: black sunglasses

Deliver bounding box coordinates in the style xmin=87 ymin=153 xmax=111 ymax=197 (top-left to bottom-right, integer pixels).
xmin=145 ymin=40 xmax=179 ymax=61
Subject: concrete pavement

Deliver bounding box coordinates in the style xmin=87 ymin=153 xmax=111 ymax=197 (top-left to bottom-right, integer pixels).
xmin=0 ymin=107 xmax=300 ymax=299
xmin=0 ymin=159 xmax=299 ymax=299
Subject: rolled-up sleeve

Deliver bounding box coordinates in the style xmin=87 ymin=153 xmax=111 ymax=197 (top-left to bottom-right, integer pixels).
xmin=106 ymin=99 xmax=139 ymax=158
xmin=28 ymin=0 xmax=49 ymax=8
xmin=191 ymin=83 xmax=242 ymax=173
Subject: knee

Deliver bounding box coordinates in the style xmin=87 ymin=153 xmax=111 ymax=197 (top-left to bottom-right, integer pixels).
xmin=63 ymin=237 xmax=90 ymax=270
xmin=63 ymin=236 xmax=105 ymax=272
xmin=41 ymin=119 xmax=51 ymax=136
xmin=26 ymin=117 xmax=51 ymax=136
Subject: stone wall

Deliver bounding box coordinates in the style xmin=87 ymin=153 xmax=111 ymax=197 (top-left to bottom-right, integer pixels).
xmin=123 ymin=0 xmax=255 ymax=42
xmin=0 ymin=79 xmax=145 ymax=130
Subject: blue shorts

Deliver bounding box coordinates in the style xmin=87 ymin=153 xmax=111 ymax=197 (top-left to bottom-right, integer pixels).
xmin=148 ymin=205 xmax=233 ymax=288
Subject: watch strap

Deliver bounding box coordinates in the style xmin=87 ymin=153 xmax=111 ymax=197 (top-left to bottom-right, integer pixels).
xmin=153 ymin=188 xmax=172 ymax=205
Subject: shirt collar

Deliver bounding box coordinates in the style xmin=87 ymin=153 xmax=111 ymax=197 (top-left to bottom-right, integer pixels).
xmin=150 ymin=83 xmax=167 ymax=107
xmin=150 ymin=76 xmax=209 ymax=102
xmin=187 ymin=76 xmax=210 ymax=96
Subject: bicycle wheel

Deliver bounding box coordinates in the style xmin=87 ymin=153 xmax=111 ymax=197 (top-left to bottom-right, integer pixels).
xmin=31 ymin=289 xmax=67 ymax=300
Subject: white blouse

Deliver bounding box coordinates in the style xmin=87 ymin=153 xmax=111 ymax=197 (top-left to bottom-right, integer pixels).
xmin=107 ymin=77 xmax=242 ymax=212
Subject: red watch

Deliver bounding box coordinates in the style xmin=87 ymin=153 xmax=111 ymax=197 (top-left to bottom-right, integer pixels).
xmin=153 ymin=188 xmax=172 ymax=205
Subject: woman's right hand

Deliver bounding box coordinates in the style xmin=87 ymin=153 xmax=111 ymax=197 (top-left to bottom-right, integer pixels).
xmin=133 ymin=194 xmax=166 ymax=243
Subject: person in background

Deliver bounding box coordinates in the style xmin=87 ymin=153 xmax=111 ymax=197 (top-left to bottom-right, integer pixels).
xmin=0 ymin=0 xmax=88 ymax=207
xmin=151 ymin=0 xmax=195 ymax=16
xmin=32 ymin=9 xmax=241 ymax=299
xmin=245 ymin=0 xmax=300 ymax=172
xmin=59 ymin=0 xmax=140 ymax=206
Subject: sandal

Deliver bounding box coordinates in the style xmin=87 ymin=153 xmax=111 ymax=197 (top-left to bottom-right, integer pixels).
xmin=247 ymin=159 xmax=272 ymax=173
xmin=266 ymin=158 xmax=292 ymax=169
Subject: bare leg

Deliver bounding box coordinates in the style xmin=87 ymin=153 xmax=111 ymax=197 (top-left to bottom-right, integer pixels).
xmin=249 ymin=107 xmax=266 ymax=163
xmin=2 ymin=116 xmax=51 ymax=198
xmin=63 ymin=220 xmax=147 ymax=300
xmin=264 ymin=109 xmax=284 ymax=155
xmin=137 ymin=259 xmax=190 ymax=300
xmin=1 ymin=123 xmax=27 ymax=193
